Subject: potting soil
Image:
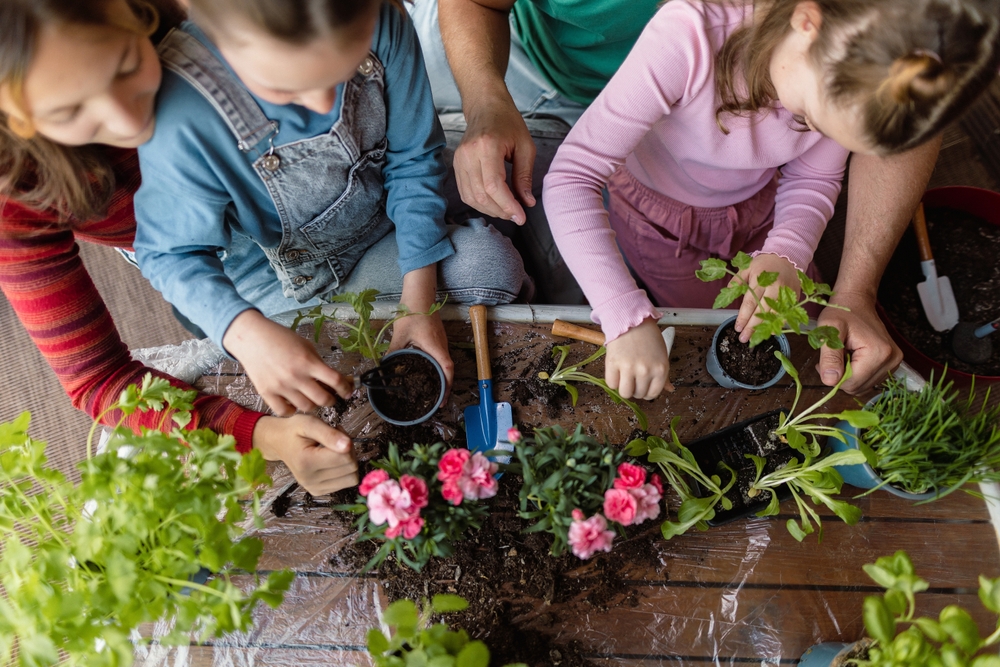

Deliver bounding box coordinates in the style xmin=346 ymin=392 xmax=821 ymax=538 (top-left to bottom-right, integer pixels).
xmin=880 ymin=206 xmax=1000 ymax=376
xmin=369 ymin=353 xmax=441 ymax=422
xmin=715 ymin=322 xmax=783 ymax=385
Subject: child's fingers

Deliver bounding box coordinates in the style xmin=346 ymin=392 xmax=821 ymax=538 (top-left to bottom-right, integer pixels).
xmin=282 ymin=388 xmax=321 ymax=414
xmin=297 ymin=415 xmax=353 ymax=454
xmin=617 ymin=372 xmax=636 ymax=400
xmin=262 ymin=392 xmax=296 ymax=418
xmin=735 ymin=290 xmax=761 ymax=342
xmin=312 ymin=364 xmax=352 ymax=399
xmin=605 ymin=363 xmax=622 ymax=393
xmin=308 ymin=470 xmax=361 ymax=496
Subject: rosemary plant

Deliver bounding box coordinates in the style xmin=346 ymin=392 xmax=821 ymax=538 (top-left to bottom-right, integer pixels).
xmin=859 ymin=372 xmax=1000 ymax=498
xmin=626 ymin=418 xmax=737 ymax=539
xmin=539 ymin=344 xmax=649 ymax=430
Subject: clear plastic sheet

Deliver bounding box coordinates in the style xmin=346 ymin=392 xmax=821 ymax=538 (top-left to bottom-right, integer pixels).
xmin=134 ymin=321 xmax=998 ymax=666
xmin=131 ymin=338 xmax=225 ymax=385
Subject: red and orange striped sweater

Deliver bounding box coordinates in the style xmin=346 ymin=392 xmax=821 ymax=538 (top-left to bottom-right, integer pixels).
xmin=0 ymin=148 xmax=262 ymax=452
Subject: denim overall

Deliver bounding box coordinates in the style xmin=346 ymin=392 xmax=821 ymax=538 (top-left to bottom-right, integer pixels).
xmin=157 ymin=28 xmax=395 ymax=304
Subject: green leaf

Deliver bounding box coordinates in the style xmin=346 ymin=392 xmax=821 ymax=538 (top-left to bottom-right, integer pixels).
xmin=972 ymin=657 xmax=1000 ymax=667
xmin=939 ymin=605 xmax=981 ymax=654
xmin=695 ymin=258 xmax=730 ymax=282
xmin=431 ymin=594 xmax=469 ymax=614
xmin=731 ymin=251 xmax=752 ymax=271
xmin=624 ymin=439 xmax=649 ymax=457
xmin=713 ymin=284 xmax=747 ymax=310
xmin=799 ymin=272 xmax=816 ymax=296
xmin=913 ymin=617 xmax=950 ymax=644
xmin=786 ymin=518 xmax=810 ymax=542
xmin=384 ymin=599 xmax=419 ymax=635
xmin=838 ymin=410 xmax=880 ymax=429
xmin=755 ymin=271 xmax=779 ymax=288
xmin=807 ymin=325 xmax=844 ymax=351
xmin=455 ymin=640 xmax=490 ymax=667
xmin=368 ymin=628 xmax=390 ymax=656
xmin=863 ymin=596 xmax=897 ymax=646
xmin=785 ymin=427 xmax=808 ymax=456
xmin=979 ymin=576 xmax=1000 ymax=614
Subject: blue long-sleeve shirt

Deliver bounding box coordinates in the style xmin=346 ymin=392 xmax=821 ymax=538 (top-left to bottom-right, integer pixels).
xmin=134 ymin=6 xmax=451 ymax=347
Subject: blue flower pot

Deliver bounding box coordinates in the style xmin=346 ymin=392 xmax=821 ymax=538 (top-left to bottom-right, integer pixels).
xmin=368 ymin=349 xmax=446 ymax=426
xmin=830 ymin=394 xmax=936 ymax=502
xmin=706 ymin=316 xmax=790 ymax=390
xmin=799 ymin=642 xmax=865 ymax=666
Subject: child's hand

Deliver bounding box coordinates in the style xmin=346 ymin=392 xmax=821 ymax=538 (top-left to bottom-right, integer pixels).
xmin=252 ymin=414 xmax=358 ymax=495
xmin=605 ymin=318 xmax=674 ymax=400
xmin=223 ymin=309 xmax=353 ymax=416
xmin=733 ymin=253 xmax=801 ymax=344
xmin=388 ymin=311 xmax=455 ymax=394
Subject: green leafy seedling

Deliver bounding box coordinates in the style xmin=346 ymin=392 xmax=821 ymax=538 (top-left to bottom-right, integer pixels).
xmin=539 ymin=344 xmax=648 ymax=430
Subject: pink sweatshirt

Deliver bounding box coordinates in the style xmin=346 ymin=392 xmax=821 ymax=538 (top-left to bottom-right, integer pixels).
xmin=543 ymin=0 xmax=849 ymax=342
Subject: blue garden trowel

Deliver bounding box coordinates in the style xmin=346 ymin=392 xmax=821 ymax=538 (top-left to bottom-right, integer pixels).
xmin=463 ymin=305 xmax=514 ymax=465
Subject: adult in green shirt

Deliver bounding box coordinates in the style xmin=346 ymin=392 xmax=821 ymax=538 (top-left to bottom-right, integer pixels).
xmin=411 ymin=0 xmax=942 ymax=396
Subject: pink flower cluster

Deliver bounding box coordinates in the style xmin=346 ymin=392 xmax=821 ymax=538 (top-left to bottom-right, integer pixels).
xmin=567 ymin=463 xmax=663 ymax=560
xmin=360 ymin=469 xmax=428 ymax=539
xmin=437 ymin=449 xmax=499 ymax=505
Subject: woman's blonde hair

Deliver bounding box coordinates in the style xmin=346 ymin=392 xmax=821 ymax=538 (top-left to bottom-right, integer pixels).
xmin=188 ymin=0 xmax=407 ymax=45
xmin=0 ymin=0 xmax=178 ymax=223
xmin=712 ymin=0 xmax=1000 ymax=154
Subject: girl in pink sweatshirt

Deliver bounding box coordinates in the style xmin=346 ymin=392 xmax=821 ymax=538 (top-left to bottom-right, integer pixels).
xmin=543 ymin=0 xmax=1000 ymax=400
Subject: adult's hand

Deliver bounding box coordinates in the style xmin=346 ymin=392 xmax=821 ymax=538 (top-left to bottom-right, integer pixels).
xmin=454 ymin=96 xmax=537 ymax=225
xmin=815 ymin=291 xmax=902 ymax=395
xmin=222 ymin=309 xmax=353 ymax=416
xmin=253 ymin=414 xmax=358 ymax=495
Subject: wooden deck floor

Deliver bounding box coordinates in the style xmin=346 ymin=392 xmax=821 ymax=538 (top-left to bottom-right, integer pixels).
xmin=161 ymin=318 xmax=999 ymax=667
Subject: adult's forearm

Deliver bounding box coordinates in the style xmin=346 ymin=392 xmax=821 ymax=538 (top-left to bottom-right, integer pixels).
xmin=438 ymin=0 xmax=516 ymax=116
xmin=834 ymin=137 xmax=941 ymax=299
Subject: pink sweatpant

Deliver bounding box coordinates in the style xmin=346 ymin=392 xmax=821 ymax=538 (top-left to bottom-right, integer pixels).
xmin=607 ymin=166 xmax=822 ymax=310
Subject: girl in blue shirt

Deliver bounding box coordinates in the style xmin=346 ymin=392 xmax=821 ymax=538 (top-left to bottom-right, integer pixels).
xmin=134 ymin=0 xmax=528 ymax=417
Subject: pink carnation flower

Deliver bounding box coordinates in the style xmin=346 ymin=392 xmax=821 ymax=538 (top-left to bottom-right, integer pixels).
xmin=649 ymin=473 xmax=664 ymax=496
xmin=400 ymin=475 xmax=428 ymax=510
xmin=507 ymin=427 xmax=522 ymax=443
xmin=366 ymin=480 xmax=411 ymax=528
xmin=386 ymin=515 xmax=424 ymax=540
xmin=438 ymin=448 xmax=470 ymax=484
xmin=458 ymin=452 xmax=498 ymax=500
xmin=359 ymin=469 xmax=390 ymax=497
xmin=568 ymin=512 xmax=615 ymax=560
xmin=613 ymin=462 xmax=647 ymax=491
xmin=441 ymin=481 xmax=463 ymax=506
xmin=630 ymin=483 xmax=662 ymax=524
xmin=603 ymin=488 xmax=638 ymax=526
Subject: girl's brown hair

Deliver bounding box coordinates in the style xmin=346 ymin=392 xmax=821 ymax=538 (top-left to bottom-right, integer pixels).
xmin=0 ymin=0 xmax=181 ymax=223
xmin=712 ymin=0 xmax=1000 ymax=154
xmin=188 ymin=0 xmax=407 ymax=45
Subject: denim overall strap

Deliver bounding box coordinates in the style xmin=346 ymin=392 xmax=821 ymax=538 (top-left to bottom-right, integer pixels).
xmin=157 ymin=29 xmax=278 ymax=152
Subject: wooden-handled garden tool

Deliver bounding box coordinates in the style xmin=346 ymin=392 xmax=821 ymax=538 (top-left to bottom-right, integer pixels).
xmin=913 ymin=202 xmax=959 ymax=332
xmin=464 ymin=305 xmax=514 ymax=463
xmin=551 ymin=320 xmax=676 ymax=353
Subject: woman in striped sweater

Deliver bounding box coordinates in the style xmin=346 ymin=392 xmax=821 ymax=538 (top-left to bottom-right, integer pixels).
xmin=0 ymin=0 xmax=358 ymax=495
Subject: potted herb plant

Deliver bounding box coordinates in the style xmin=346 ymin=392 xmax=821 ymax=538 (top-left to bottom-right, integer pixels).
xmin=0 ymin=375 xmax=293 ymax=666
xmin=506 ymin=425 xmax=661 ymax=559
xmin=338 ymin=441 xmax=498 ymax=571
xmin=800 ymin=550 xmax=1000 ymax=666
xmin=365 ymin=594 xmax=526 ymax=667
xmin=830 ymin=371 xmax=1000 ymax=501
xmin=292 ymin=290 xmax=446 ymax=425
xmin=695 ymin=252 xmax=844 ymax=389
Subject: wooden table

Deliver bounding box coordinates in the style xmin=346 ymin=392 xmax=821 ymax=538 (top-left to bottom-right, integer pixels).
xmin=154 ymin=320 xmax=999 ymax=667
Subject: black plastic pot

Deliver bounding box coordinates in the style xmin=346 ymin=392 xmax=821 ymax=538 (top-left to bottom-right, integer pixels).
xmin=367 ymin=349 xmax=446 ymax=426
xmin=685 ymin=408 xmax=794 ymax=524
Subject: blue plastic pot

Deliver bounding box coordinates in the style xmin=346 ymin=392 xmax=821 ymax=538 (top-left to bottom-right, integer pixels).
xmin=706 ymin=316 xmax=790 ymax=390
xmin=830 ymin=394 xmax=936 ymax=501
xmin=368 ymin=349 xmax=446 ymax=426
xmin=799 ymin=641 xmax=867 ymax=666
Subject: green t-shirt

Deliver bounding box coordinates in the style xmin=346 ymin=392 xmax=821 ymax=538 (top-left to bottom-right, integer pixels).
xmin=510 ymin=0 xmax=661 ymax=105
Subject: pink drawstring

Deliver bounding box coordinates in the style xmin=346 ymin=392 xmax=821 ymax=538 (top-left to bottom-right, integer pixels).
xmin=676 ymin=207 xmax=692 ymax=258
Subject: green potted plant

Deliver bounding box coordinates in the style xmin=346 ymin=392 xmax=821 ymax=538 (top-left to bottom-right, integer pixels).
xmin=365 ymin=595 xmax=526 ymax=667
xmin=292 ymin=289 xmax=446 ymax=425
xmin=830 ymin=371 xmax=1000 ymax=501
xmin=800 ymin=550 xmax=1000 ymax=666
xmin=0 ymin=375 xmax=293 ymax=667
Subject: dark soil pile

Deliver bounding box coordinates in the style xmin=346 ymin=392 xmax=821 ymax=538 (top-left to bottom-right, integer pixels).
xmin=715 ymin=322 xmax=782 ymax=386
xmin=502 ymin=342 xmax=572 ymax=420
xmin=880 ymin=206 xmax=1000 ymax=376
xmin=370 ymin=353 xmax=443 ymax=422
xmin=279 ymin=444 xmax=665 ymax=666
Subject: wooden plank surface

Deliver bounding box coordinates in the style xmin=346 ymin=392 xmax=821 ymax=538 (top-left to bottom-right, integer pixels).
xmin=164 ymin=321 xmax=998 ymax=667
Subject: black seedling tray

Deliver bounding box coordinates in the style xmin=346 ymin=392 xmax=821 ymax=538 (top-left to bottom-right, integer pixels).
xmin=685 ymin=408 xmax=795 ymax=525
